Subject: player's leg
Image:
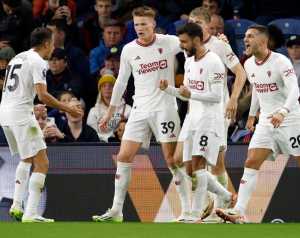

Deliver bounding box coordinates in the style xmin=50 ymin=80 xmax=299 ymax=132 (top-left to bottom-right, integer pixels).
xmin=158 ymin=111 xmax=190 ymax=222
xmin=22 ymin=149 xmax=54 ymax=222
xmin=2 ymin=126 xmax=32 ymax=221
xmin=216 ymin=148 xmax=272 ymax=223
xmin=162 ymin=141 xmax=192 ymax=222
xmin=93 ymin=116 xmax=146 ymax=222
xmin=190 ymin=156 xmax=207 ymax=222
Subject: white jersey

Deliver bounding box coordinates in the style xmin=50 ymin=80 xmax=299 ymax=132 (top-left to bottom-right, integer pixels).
xmin=245 ymin=51 xmax=300 ymax=125
xmin=204 ymin=35 xmax=240 ymax=104
xmin=0 ymin=49 xmax=48 ymax=126
xmin=184 ymin=51 xmax=226 ymax=135
xmin=113 ymin=34 xmax=181 ymax=114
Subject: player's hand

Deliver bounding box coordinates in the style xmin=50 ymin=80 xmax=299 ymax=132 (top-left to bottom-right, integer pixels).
xmin=246 ymin=116 xmax=256 ymax=131
xmin=68 ymin=104 xmax=83 ymax=118
xmin=99 ymin=112 xmax=113 ymax=132
xmin=217 ymin=33 xmax=229 ymax=44
xmin=225 ymin=97 xmax=238 ymax=120
xmin=268 ymin=113 xmax=284 ymax=128
xmin=159 ymin=79 xmax=168 ymax=90
xmin=179 ymin=85 xmax=191 ymax=98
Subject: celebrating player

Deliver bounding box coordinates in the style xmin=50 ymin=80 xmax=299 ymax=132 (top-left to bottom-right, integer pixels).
xmin=185 ymin=7 xmax=246 ymax=220
xmin=216 ymin=25 xmax=300 ymax=223
xmin=160 ymin=22 xmax=236 ymax=222
xmin=0 ymin=27 xmax=82 ymax=222
xmin=92 ymin=6 xmax=186 ymax=222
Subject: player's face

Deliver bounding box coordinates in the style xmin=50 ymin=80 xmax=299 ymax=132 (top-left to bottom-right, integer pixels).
xmin=179 ymin=33 xmax=196 ymax=57
xmin=189 ymin=16 xmax=209 ymax=34
xmin=244 ymin=28 xmax=266 ymax=56
xmin=133 ymin=16 xmax=156 ymax=42
xmin=44 ymin=36 xmax=55 ymax=60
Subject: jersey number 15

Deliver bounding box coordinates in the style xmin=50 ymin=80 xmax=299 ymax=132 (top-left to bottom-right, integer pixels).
xmin=2 ymin=64 xmax=22 ymax=92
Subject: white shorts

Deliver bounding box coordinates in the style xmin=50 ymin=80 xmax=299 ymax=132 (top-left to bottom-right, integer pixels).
xmin=2 ymin=118 xmax=46 ymax=160
xmin=249 ymin=123 xmax=300 ymax=160
xmin=122 ymin=108 xmax=181 ymax=147
xmin=179 ymin=117 xmax=222 ymax=165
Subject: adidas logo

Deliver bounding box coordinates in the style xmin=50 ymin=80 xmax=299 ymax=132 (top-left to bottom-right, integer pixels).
xmin=134 ymin=56 xmax=141 ymax=60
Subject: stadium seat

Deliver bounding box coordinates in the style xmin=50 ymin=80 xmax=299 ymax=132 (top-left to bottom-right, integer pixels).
xmin=225 ymin=19 xmax=256 ymax=57
xmin=268 ymin=18 xmax=300 ymax=38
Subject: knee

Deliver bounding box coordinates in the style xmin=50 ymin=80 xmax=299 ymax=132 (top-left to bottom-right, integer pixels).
xmin=244 ymin=157 xmax=259 ymax=169
xmin=34 ymin=158 xmax=49 ymax=173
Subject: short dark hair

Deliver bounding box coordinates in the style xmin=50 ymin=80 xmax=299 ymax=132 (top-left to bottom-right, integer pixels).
xmin=248 ymin=24 xmax=269 ymax=38
xmin=177 ymin=22 xmax=203 ymax=41
xmin=103 ymin=19 xmax=124 ymax=29
xmin=30 ymin=27 xmax=53 ymax=48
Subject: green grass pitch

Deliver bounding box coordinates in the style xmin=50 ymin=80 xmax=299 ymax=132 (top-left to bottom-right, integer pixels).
xmin=1 ymin=222 xmax=300 ymax=238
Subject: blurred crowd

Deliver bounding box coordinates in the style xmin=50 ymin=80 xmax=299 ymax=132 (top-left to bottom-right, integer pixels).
xmin=0 ymin=0 xmax=300 ymax=144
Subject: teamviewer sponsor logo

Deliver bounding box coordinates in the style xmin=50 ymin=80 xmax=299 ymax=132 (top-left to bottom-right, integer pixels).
xmin=254 ymin=82 xmax=278 ymax=93
xmin=138 ymin=60 xmax=168 ymax=74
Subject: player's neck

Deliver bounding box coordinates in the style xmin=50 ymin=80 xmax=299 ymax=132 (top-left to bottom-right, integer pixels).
xmin=203 ymin=32 xmax=211 ymax=43
xmin=137 ymin=34 xmax=156 ymax=46
xmin=195 ymin=46 xmax=209 ymax=61
xmin=254 ymin=48 xmax=271 ymax=64
xmin=33 ymin=47 xmax=46 ymax=60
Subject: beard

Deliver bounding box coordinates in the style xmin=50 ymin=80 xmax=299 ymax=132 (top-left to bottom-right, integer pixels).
xmin=186 ymin=47 xmax=197 ymax=57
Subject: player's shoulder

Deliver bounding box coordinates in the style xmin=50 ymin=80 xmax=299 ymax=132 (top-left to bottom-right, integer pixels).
xmin=271 ymin=51 xmax=290 ymax=63
xmin=156 ymin=33 xmax=179 ymax=44
xmin=244 ymin=55 xmax=255 ymax=68
xmin=206 ymin=51 xmax=224 ymax=65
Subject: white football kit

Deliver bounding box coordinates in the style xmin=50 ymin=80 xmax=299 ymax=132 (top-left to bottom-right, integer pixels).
xmin=177 ymin=51 xmax=225 ymax=165
xmin=246 ymin=51 xmax=300 ymax=159
xmin=205 ymin=35 xmax=240 ymax=147
xmin=0 ymin=49 xmax=48 ymax=159
xmin=110 ymin=34 xmax=182 ymax=145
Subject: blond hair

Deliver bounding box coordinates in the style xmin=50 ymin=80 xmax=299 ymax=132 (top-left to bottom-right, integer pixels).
xmin=189 ymin=7 xmax=211 ymax=23
xmin=132 ymin=6 xmax=156 ymax=19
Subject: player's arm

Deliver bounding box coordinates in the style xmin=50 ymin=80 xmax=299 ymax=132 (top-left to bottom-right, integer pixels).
xmin=246 ymin=86 xmax=259 ymax=131
xmin=99 ymin=47 xmax=131 ymax=130
xmin=279 ymin=57 xmax=300 ymax=114
xmin=35 ymin=83 xmax=82 ymax=117
xmin=223 ymin=43 xmax=247 ymax=119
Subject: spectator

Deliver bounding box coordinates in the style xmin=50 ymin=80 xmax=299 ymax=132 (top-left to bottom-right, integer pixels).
xmin=89 ymin=19 xmax=125 ymax=75
xmin=34 ymin=104 xmax=64 ymax=143
xmin=46 ymin=48 xmax=82 ymax=99
xmin=287 ymin=35 xmax=300 ymax=89
xmin=99 ymin=51 xmax=120 ymax=77
xmin=87 ymin=73 xmax=131 ymax=142
xmin=60 ymin=98 xmax=100 ymax=142
xmin=47 ymin=19 xmax=93 ymax=110
xmin=267 ymin=24 xmax=287 ymax=56
xmin=33 ymin=0 xmax=76 ymax=26
xmin=0 ymin=0 xmax=33 ymax=52
xmin=48 ymin=90 xmax=74 ymax=130
xmin=80 ymin=0 xmax=115 ymax=52
xmin=0 ymin=46 xmax=15 ymax=101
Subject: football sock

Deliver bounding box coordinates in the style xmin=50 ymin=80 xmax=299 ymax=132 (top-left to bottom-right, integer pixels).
xmin=111 ymin=162 xmax=132 ymax=215
xmin=24 ymin=173 xmax=46 ymax=217
xmin=191 ymin=169 xmax=207 ymax=217
xmin=234 ymin=167 xmax=258 ymax=215
xmin=170 ymin=166 xmax=190 ymax=214
xmin=12 ymin=161 xmax=31 ymax=210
